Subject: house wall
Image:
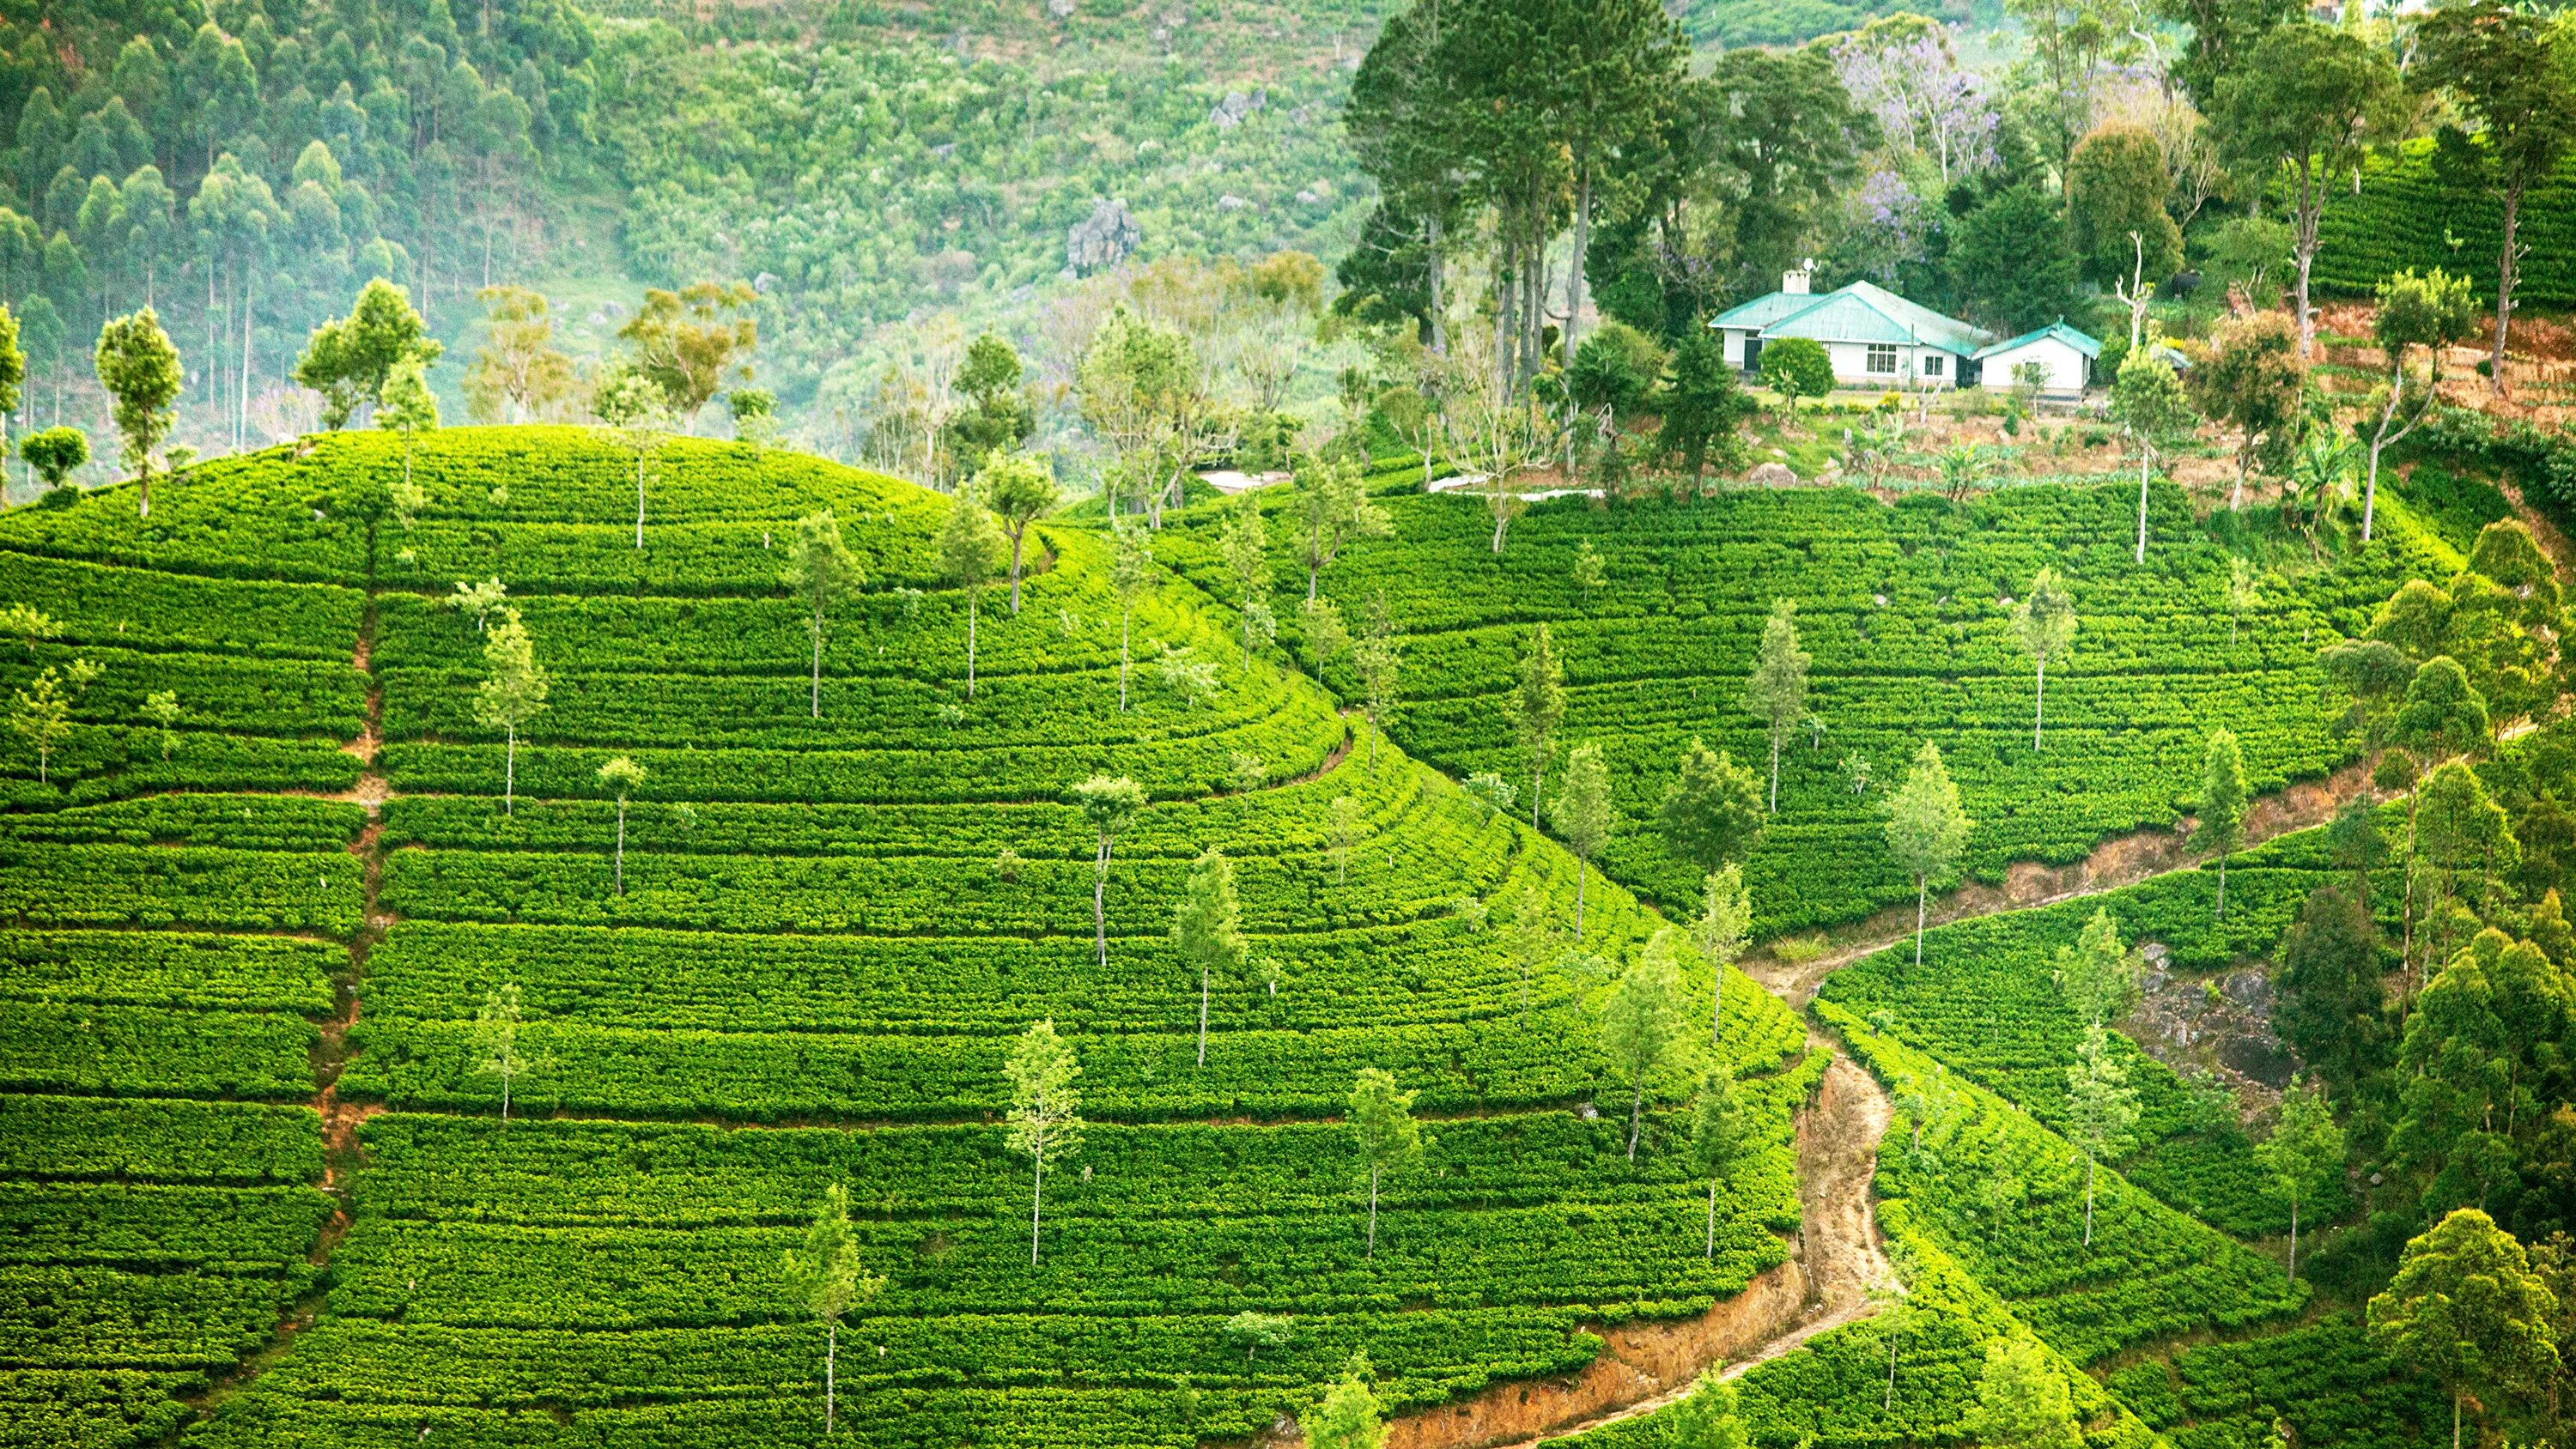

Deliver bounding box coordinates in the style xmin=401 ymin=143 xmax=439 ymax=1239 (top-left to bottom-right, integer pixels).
xmin=1722 ymin=328 xmax=1754 ymax=367
xmin=1816 ymin=340 xmax=1959 ymax=388
xmin=1976 ymin=339 xmax=2088 ymax=394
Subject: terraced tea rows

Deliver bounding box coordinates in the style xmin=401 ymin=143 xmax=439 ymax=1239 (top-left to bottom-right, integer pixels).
xmin=0 ymin=430 xmax=1820 ymax=1448
xmin=1162 ymin=479 xmax=2451 ymax=932
xmin=0 ymin=533 xmax=361 ymax=1447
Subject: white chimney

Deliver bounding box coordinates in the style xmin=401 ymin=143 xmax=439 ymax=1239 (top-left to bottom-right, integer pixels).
xmin=1782 ymin=262 xmax=1813 ymax=295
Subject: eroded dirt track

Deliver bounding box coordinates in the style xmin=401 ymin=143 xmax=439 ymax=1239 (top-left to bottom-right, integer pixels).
xmin=1381 ymin=1056 xmax=1893 ymax=1449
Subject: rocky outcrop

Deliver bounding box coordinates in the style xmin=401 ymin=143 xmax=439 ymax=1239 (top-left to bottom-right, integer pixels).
xmin=1066 ymin=198 xmax=1140 ymax=275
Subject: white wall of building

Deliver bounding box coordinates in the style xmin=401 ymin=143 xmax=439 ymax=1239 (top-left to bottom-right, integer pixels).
xmin=1977 ymin=338 xmax=2089 ymax=394
xmin=1816 ymin=340 xmax=1960 ymax=388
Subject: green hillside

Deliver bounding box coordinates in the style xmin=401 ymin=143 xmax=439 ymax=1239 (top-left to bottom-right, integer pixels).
xmin=0 ymin=429 xmax=1819 ymax=1447
xmin=1161 ymin=476 xmax=2451 ymax=934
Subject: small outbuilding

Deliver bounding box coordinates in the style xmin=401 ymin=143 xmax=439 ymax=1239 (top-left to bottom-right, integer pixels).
xmin=1971 ymin=321 xmax=2100 ymax=398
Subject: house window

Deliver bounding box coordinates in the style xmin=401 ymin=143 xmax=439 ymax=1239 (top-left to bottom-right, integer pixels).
xmin=1866 ymin=344 xmax=1899 ymax=374
xmin=1923 ymin=354 xmax=1944 ymax=379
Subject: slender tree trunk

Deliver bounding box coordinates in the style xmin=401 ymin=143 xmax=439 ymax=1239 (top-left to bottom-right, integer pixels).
xmin=2293 ymin=160 xmax=2319 ymax=361
xmin=1627 ymin=1082 xmax=1643 ymax=1161
xmin=2084 ymin=1151 xmax=2096 ymax=1246
xmin=825 ymin=1319 xmax=838 ymax=1434
xmin=1705 ymin=1176 xmax=1717 ymax=1260
xmin=1009 ymin=530 xmax=1025 ymax=614
xmin=1769 ymin=724 xmax=1782 ymax=812
xmin=1196 ymin=964 xmax=1208 ymax=1067
xmin=967 ymin=591 xmax=979 ymax=697
xmin=505 ymin=724 xmax=517 ymax=815
xmin=2493 ymin=185 xmax=2521 ymax=395
xmin=811 ymin=611 xmax=823 ymax=718
xmin=1426 ymin=212 xmax=1446 ymax=355
xmin=635 ymin=449 xmax=647 ymax=548
xmin=1531 ymin=750 xmax=1546 ymax=830
xmin=2033 ymin=656 xmax=2046 ymax=752
xmin=2136 ymin=447 xmax=2151 ymax=562
xmin=2452 ymin=1390 xmax=2462 ymax=1449
xmin=1711 ymin=969 xmax=1724 ymax=1048
xmin=1119 ymin=606 xmax=1131 ymax=711
xmin=1915 ymin=875 xmax=1928 ymax=966
xmin=1576 ymin=860 xmax=1592 ymax=939
xmin=1367 ymin=1166 xmax=1380 ymax=1257
xmin=2364 ymin=368 xmax=2403 ymax=543
xmin=1094 ymin=834 xmax=1109 ymax=967
xmin=613 ymin=799 xmax=627 ymax=894
xmin=1564 ymin=165 xmax=1593 ymax=368
xmin=501 ymin=1065 xmax=510 ymax=1125
xmin=1030 ymin=1149 xmax=1044 ymax=1265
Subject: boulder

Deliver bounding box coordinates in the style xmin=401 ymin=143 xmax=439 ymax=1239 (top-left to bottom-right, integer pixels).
xmin=1747 ymin=461 xmax=1799 ymax=488
xmin=1066 ymin=198 xmax=1140 ymax=275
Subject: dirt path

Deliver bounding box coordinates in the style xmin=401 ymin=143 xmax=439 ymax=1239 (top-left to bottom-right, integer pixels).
xmin=1743 ymin=761 xmax=2367 ymax=1009
xmin=1379 ymin=1053 xmax=1890 ymax=1449
xmin=167 ymin=594 xmax=391 ymax=1442
xmin=1370 ymin=760 xmax=2368 ymax=1449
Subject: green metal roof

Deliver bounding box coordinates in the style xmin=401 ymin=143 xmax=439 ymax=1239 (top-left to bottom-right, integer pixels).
xmin=1971 ymin=320 xmax=2103 ymax=361
xmin=1710 ymin=290 xmax=1824 ymax=330
xmin=1757 ymin=281 xmax=1996 ymax=355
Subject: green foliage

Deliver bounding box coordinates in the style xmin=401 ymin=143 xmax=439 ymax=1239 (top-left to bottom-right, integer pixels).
xmin=1303 ymin=1351 xmax=1388 ymax=1449
xmin=18 ymin=426 xmax=88 ymax=488
xmin=1656 ymin=739 xmax=1764 ymax=876
xmin=1758 ymin=337 xmax=1835 ymax=412
xmin=1961 ymin=1335 xmax=2083 ymax=1449
xmin=2368 ymin=1208 xmax=2561 ymax=1444
xmin=92 ymin=307 xmax=179 ymax=484
xmin=295 ymin=278 xmax=440 ymax=431
xmin=2068 ymin=123 xmax=2183 ymax=288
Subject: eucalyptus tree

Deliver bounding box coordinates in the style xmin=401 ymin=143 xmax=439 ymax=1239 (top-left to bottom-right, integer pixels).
xmin=377 ymin=355 xmax=438 ymax=494
xmin=2359 ymin=270 xmax=2479 ymax=541
xmin=1510 ymin=624 xmax=1566 ymax=828
xmin=783 ymin=510 xmax=864 ymax=718
xmin=93 ymin=306 xmax=178 ymax=516
xmin=1005 ymin=1020 xmax=1084 ymax=1267
xmin=2011 ymin=568 xmax=2076 ymax=752
xmin=472 ymin=983 xmax=530 ymax=1127
xmin=781 ymin=1182 xmax=883 ymax=1435
xmin=938 ymin=488 xmax=1005 ymax=697
xmin=1745 ymin=599 xmax=1809 ymax=811
xmin=2108 ymin=346 xmax=2195 ymax=563
xmin=1110 ymin=518 xmax=1155 ymax=712
xmin=2415 ymin=2 xmax=2576 ymax=395
xmin=980 ymin=452 xmax=1058 ymax=615
xmin=1349 ymin=1067 xmax=1423 ymax=1256
xmin=474 ymin=608 xmax=550 ymax=815
xmin=1689 ymin=1064 xmax=1751 ymax=1260
xmin=1600 ymin=929 xmax=1688 ymax=1161
xmin=1172 ymin=846 xmax=1247 ymax=1068
xmin=597 ymin=756 xmax=647 ymax=896
xmin=1886 ymin=741 xmax=1971 ymax=966
xmin=1695 ymin=864 xmax=1753 ymax=1047
xmin=1552 ymin=742 xmax=1613 ymax=938
xmin=2209 ymin=24 xmax=2401 ymax=358
xmin=1070 ymin=775 xmax=1147 ymax=968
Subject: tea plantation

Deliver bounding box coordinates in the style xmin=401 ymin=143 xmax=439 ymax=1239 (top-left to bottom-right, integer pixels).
xmin=1160 ymin=473 xmax=2457 ymax=931
xmin=0 ymin=431 xmax=1826 ymax=1448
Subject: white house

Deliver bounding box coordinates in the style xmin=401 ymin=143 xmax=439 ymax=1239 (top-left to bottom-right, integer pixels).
xmin=1971 ymin=322 xmax=2099 ymax=398
xmin=1713 ymin=269 xmax=2103 ymax=395
xmin=1713 ymin=270 xmax=1995 ymax=389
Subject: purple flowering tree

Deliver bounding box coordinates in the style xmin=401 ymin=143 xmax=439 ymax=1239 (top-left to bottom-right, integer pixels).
xmin=1832 ymin=26 xmax=1999 ymax=188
